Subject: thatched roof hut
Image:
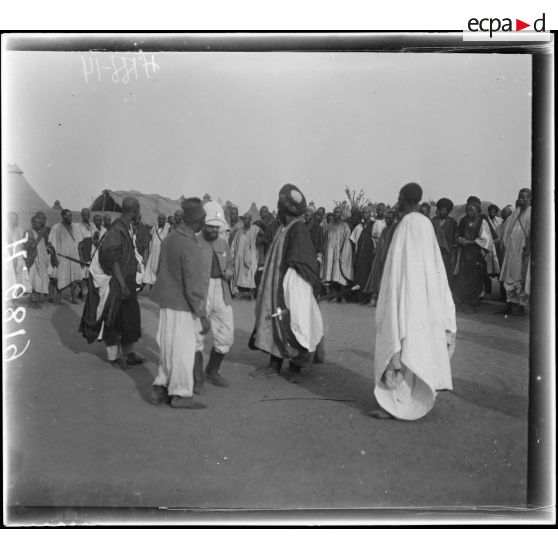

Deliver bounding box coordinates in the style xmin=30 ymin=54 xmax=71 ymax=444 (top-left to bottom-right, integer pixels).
xmin=90 ymin=189 xmax=183 ymax=226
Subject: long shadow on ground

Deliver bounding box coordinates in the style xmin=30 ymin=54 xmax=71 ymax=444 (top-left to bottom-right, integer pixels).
xmin=51 ymin=303 xmax=158 ymax=404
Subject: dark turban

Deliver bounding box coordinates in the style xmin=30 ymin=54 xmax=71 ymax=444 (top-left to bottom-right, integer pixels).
xmin=436 ymin=197 xmax=454 ymax=212
xmin=278 ymin=183 xmax=307 ymax=217
xmin=181 ymin=197 xmax=206 ymax=224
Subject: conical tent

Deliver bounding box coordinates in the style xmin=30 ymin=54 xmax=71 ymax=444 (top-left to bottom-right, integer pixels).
xmin=245 ymin=202 xmax=261 ymax=222
xmin=5 ymin=164 xmax=62 ymax=228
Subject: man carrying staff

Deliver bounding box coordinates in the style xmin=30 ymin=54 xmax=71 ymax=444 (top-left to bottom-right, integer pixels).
xmin=150 ymin=198 xmax=209 ymax=409
xmin=143 ymin=213 xmax=170 ymax=289
xmin=371 ymin=183 xmax=456 ymax=420
xmin=81 ymin=196 xmax=145 ymax=369
xmin=192 ymin=201 xmax=235 ymax=395
xmin=48 ymin=209 xmax=84 ymax=304
xmin=250 ymin=184 xmax=323 ymax=383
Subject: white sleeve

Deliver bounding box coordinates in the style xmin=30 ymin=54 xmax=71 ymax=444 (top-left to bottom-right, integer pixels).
xmin=282 ymin=267 xmax=324 ymax=352
xmin=475 ymin=220 xmax=492 ymax=252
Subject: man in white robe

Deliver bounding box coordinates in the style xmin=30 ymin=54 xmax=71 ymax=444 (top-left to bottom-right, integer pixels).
xmin=499 ymin=188 xmax=531 ymax=315
xmin=250 ymin=184 xmax=323 ymax=383
xmin=322 ymin=206 xmax=353 ymax=302
xmin=49 ymin=209 xmax=85 ymax=304
xmin=231 ymin=213 xmax=260 ymax=298
xmin=371 ymin=183 xmax=456 ymax=421
xmin=23 ymin=216 xmax=50 ymax=307
xmin=143 ymin=213 xmax=170 ymax=288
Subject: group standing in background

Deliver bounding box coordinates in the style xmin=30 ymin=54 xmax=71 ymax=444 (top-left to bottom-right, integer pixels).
xmin=5 ymin=182 xmax=532 ymax=421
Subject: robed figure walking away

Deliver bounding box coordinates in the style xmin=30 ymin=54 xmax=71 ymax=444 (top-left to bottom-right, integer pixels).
xmin=371 ymin=183 xmax=456 ymax=421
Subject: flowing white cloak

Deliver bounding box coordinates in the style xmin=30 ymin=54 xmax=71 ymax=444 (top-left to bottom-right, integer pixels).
xmin=283 ymin=267 xmax=323 ymax=352
xmin=374 ymin=212 xmax=457 ymax=420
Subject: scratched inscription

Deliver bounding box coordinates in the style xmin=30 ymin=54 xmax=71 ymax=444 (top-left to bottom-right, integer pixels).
xmin=81 ymin=52 xmax=160 ymax=84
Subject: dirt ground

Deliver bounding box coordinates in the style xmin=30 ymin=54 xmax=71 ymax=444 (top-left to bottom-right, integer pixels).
xmin=5 ymin=285 xmax=530 ymax=516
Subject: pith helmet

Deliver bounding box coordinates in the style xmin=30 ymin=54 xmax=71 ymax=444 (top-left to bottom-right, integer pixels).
xmin=204 ymin=200 xmax=227 ymax=228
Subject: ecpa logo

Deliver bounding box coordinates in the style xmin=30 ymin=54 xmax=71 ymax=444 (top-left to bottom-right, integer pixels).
xmin=465 ymin=12 xmax=547 ymax=39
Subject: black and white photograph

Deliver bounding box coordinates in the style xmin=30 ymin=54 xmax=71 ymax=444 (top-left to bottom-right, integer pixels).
xmin=2 ymin=32 xmax=554 ymax=526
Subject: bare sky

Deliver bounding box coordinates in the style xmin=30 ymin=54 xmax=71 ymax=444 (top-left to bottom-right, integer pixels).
xmin=6 ymin=50 xmax=531 ymax=212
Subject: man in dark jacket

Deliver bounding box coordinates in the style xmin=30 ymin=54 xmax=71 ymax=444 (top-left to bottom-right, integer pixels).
xmin=150 ymin=198 xmax=209 ymax=409
xmin=96 ymin=196 xmax=144 ymax=368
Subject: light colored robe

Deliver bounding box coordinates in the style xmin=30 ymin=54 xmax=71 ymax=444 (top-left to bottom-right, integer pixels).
xmin=374 ymin=212 xmax=456 ymax=420
xmin=28 ymin=230 xmax=49 ymax=294
xmin=143 ymin=223 xmax=170 ymax=285
xmin=371 ymin=218 xmax=386 ymax=247
xmin=231 ymin=225 xmax=259 ymax=290
xmin=322 ymin=221 xmax=353 ymax=285
xmin=49 ymin=222 xmax=84 ymax=290
xmin=499 ymin=207 xmax=531 ymax=304
xmin=253 ymin=219 xmax=323 ymax=359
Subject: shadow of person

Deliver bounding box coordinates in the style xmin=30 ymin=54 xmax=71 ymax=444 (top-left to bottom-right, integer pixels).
xmin=457 ymin=328 xmax=528 ymax=358
xmin=228 ymin=325 xmax=378 ymax=416
xmin=120 ymin=333 xmax=161 ymax=404
xmin=51 ymin=303 xmax=160 ymax=403
xmin=450 ymin=377 xmax=528 ymax=420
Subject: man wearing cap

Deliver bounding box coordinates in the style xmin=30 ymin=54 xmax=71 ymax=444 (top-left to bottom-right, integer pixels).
xmin=192 ymin=201 xmax=235 ymax=395
xmin=149 ymin=198 xmax=209 ymax=409
xmin=250 ymin=184 xmax=324 ymax=383
xmin=431 ymin=198 xmax=459 ymax=285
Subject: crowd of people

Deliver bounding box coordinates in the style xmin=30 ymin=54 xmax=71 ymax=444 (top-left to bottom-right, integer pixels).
xmin=5 ymin=182 xmax=531 ymax=419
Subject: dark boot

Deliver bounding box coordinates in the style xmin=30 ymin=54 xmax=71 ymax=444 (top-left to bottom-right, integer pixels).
xmin=269 ymin=355 xmax=283 ymax=372
xmin=204 ymin=348 xmax=228 ymax=387
xmin=313 ymin=338 xmax=326 ymax=364
xmin=496 ymin=302 xmax=513 ymax=315
xmin=193 ymin=351 xmax=205 ymax=395
xmin=285 ymin=361 xmax=303 ymax=383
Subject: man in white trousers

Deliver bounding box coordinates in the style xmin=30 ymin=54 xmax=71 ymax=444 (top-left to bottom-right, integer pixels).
xmin=150 ymin=198 xmax=209 ymax=409
xmin=193 ymin=201 xmax=235 ymax=395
